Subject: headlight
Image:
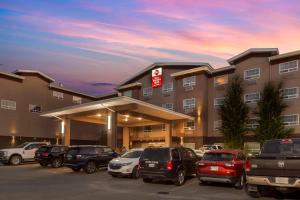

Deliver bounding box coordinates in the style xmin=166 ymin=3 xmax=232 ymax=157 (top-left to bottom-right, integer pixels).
xmin=0 ymin=151 xmax=8 ymax=156
xmin=121 ymin=162 xmax=133 ymax=166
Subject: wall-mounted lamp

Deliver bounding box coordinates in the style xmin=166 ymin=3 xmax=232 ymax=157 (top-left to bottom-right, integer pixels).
xmin=108 ymin=115 xmax=112 ymax=130
xmin=61 ymin=121 xmax=65 ymax=135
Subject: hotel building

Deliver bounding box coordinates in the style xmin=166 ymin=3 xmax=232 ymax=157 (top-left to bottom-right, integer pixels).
xmin=1 ymin=48 xmax=300 ymax=149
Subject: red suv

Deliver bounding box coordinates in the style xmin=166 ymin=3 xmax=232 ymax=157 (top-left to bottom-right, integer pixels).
xmin=197 ymin=149 xmax=246 ymax=189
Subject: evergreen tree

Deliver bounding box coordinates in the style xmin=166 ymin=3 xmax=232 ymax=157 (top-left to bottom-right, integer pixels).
xmin=219 ymin=76 xmax=249 ymax=149
xmin=255 ymin=82 xmax=293 ymax=143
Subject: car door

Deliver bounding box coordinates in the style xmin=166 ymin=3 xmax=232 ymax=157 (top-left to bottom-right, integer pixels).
xmin=23 ymin=144 xmax=41 ymax=160
xmin=185 ymin=148 xmax=198 ymax=175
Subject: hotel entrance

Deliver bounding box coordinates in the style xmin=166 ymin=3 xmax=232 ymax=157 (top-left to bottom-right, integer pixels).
xmin=41 ymin=96 xmax=193 ymax=149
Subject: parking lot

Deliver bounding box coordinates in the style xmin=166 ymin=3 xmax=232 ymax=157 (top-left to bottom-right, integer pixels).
xmin=0 ymin=164 xmax=285 ymax=200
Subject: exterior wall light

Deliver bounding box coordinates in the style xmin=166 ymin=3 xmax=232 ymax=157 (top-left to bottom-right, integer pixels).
xmin=108 ymin=115 xmax=112 ymax=130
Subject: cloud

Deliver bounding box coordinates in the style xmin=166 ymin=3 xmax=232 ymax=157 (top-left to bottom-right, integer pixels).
xmin=90 ymin=82 xmax=117 ymax=87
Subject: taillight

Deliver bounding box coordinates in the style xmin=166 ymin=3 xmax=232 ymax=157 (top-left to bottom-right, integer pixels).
xmin=42 ymin=152 xmax=49 ymax=157
xmin=245 ymin=160 xmax=251 ymax=172
xmin=167 ymin=161 xmax=173 ymax=170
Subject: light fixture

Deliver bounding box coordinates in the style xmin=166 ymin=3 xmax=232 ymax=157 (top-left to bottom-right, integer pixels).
xmin=108 ymin=115 xmax=112 ymax=130
xmin=124 ymin=118 xmax=128 ymax=122
xmin=61 ymin=121 xmax=65 ymax=134
xmin=96 ymin=114 xmax=102 ymax=117
xmin=137 ymin=117 xmax=142 ymax=121
xmin=125 ymin=114 xmax=130 ymax=118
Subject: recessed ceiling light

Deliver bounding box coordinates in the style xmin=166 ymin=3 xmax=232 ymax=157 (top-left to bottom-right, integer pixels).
xmin=96 ymin=114 xmax=102 ymax=117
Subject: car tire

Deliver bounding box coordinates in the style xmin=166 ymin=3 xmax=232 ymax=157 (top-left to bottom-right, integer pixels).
xmin=40 ymin=162 xmax=48 ymax=167
xmin=235 ymin=172 xmax=246 ymax=189
xmin=51 ymin=158 xmax=62 ymax=168
xmin=245 ymin=183 xmax=261 ymax=198
xmin=71 ymin=167 xmax=81 ymax=172
xmin=131 ymin=166 xmax=140 ymax=179
xmin=143 ymin=178 xmax=152 ymax=183
xmin=85 ymin=161 xmax=97 ymax=174
xmin=9 ymin=155 xmax=22 ymax=165
xmin=174 ymin=170 xmax=185 ymax=186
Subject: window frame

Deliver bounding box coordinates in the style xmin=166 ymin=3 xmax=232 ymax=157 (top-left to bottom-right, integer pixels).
xmin=282 ymin=114 xmax=299 ymax=126
xmin=244 ymin=92 xmax=260 ymax=104
xmin=162 ymin=82 xmax=174 ymax=93
xmin=213 ymin=120 xmax=222 ymax=130
xmin=214 ymin=97 xmax=225 ymax=107
xmin=280 ymin=87 xmax=299 ymax=99
xmin=143 ymin=126 xmax=152 ymax=132
xmin=72 ymin=96 xmax=82 ymax=104
xmin=162 ymin=103 xmax=174 ymax=111
xmin=1 ymin=99 xmax=17 ymax=110
xmin=279 ymin=60 xmax=298 ymax=74
xmin=183 ymin=76 xmax=196 ymax=87
xmin=143 ymin=87 xmax=153 ymax=97
xmin=53 ymin=91 xmax=64 ymax=100
xmin=214 ymin=75 xmax=229 ymax=86
xmin=244 ymin=68 xmax=260 ymax=80
xmin=183 ymin=98 xmax=196 ymax=109
xmin=123 ymin=90 xmax=132 ymax=97
xmin=184 ymin=120 xmax=195 ymax=131
xmin=29 ymin=104 xmax=42 ymax=113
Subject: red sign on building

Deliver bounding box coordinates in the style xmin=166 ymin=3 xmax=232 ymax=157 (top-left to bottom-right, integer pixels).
xmin=152 ymin=68 xmax=162 ymax=88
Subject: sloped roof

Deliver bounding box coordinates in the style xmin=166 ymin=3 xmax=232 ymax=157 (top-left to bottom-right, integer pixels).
xmin=269 ymin=50 xmax=300 ymax=62
xmin=14 ymin=69 xmax=55 ymax=82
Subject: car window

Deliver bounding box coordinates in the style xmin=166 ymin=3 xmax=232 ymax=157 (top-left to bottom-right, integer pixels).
xmin=95 ymin=147 xmax=104 ymax=154
xmin=121 ymin=151 xmax=143 ymax=158
xmin=186 ymin=149 xmax=197 ymax=159
xmin=202 ymin=153 xmax=234 ymax=161
xmin=25 ymin=144 xmax=40 ymax=150
xmin=79 ymin=147 xmax=96 ymax=154
xmin=51 ymin=146 xmax=61 ymax=153
xmin=141 ymin=148 xmax=170 ymax=161
xmin=171 ymin=149 xmax=180 ymax=160
xmin=103 ymin=147 xmax=113 ymax=153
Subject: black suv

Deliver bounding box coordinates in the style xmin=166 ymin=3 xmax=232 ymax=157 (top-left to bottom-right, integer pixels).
xmin=64 ymin=145 xmax=118 ymax=174
xmin=139 ymin=147 xmax=199 ymax=186
xmin=35 ymin=145 xmax=68 ymax=168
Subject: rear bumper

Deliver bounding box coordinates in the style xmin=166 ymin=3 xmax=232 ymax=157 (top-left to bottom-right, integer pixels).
xmin=198 ymin=174 xmax=238 ymax=184
xmin=247 ymin=175 xmax=300 ymax=188
xmin=35 ymin=157 xmax=51 ymax=163
xmin=140 ymin=169 xmax=175 ymax=181
xmin=64 ymin=161 xmax=86 ymax=169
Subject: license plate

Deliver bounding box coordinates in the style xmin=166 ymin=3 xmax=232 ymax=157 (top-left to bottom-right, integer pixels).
xmin=210 ymin=166 xmax=219 ymax=171
xmin=247 ymin=185 xmax=258 ymax=192
xmin=148 ymin=163 xmax=155 ymax=168
xmin=275 ymin=177 xmax=289 ymax=184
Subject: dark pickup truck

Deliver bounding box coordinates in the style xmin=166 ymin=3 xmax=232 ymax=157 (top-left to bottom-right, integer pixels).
xmin=245 ymin=138 xmax=300 ymax=198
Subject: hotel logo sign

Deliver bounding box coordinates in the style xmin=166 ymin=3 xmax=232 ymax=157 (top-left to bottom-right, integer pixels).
xmin=152 ymin=68 xmax=162 ymax=88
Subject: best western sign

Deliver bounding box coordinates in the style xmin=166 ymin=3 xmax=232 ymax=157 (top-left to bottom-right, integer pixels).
xmin=152 ymin=68 xmax=162 ymax=88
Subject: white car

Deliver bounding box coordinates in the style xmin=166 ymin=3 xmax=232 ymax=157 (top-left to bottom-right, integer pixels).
xmin=196 ymin=145 xmax=224 ymax=158
xmin=108 ymin=148 xmax=144 ymax=178
xmin=0 ymin=142 xmax=49 ymax=165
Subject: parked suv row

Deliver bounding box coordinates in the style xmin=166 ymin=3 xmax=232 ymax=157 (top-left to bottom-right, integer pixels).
xmin=35 ymin=145 xmax=68 ymax=168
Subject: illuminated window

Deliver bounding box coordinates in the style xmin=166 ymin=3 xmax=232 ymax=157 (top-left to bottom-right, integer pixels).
xmin=244 ymin=68 xmax=260 ymax=80
xmin=214 ymin=75 xmax=228 ymax=86
xmin=1 ymin=99 xmax=16 ymax=110
xmin=214 ymin=120 xmax=222 ymax=130
xmin=214 ymin=97 xmax=225 ymax=107
xmin=184 ymin=121 xmax=195 ymax=131
xmin=247 ymin=118 xmax=259 ymax=129
xmin=279 ymin=60 xmax=298 ymax=74
xmin=143 ymin=126 xmax=152 ymax=132
xmin=53 ymin=91 xmax=64 ymax=99
xmin=29 ymin=104 xmax=42 ymax=113
xmin=183 ymin=76 xmax=196 ymax=87
xmin=73 ymin=96 xmax=82 ymax=104
xmin=244 ymin=93 xmax=260 ymax=104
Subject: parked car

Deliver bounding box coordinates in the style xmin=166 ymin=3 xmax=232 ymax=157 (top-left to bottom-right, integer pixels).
xmin=197 ymin=149 xmax=246 ymax=189
xmin=245 ymin=138 xmax=300 ymax=198
xmin=139 ymin=147 xmax=199 ymax=186
xmin=197 ymin=145 xmax=224 ymax=157
xmin=0 ymin=142 xmax=49 ymax=165
xmin=35 ymin=145 xmax=68 ymax=168
xmin=64 ymin=145 xmax=118 ymax=174
xmin=108 ymin=148 xmax=144 ymax=178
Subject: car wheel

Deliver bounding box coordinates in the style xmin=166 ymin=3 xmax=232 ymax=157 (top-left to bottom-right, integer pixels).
xmin=71 ymin=167 xmax=81 ymax=172
xmin=143 ymin=178 xmax=152 ymax=183
xmin=51 ymin=158 xmax=62 ymax=168
xmin=245 ymin=183 xmax=261 ymax=198
xmin=9 ymin=155 xmax=22 ymax=165
xmin=85 ymin=161 xmax=97 ymax=174
xmin=131 ymin=166 xmax=140 ymax=179
xmin=174 ymin=170 xmax=185 ymax=186
xmin=235 ymin=172 xmax=246 ymax=189
xmin=40 ymin=162 xmax=48 ymax=167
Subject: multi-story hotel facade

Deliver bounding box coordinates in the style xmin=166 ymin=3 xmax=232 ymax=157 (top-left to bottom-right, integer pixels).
xmin=1 ymin=48 xmax=300 ymax=149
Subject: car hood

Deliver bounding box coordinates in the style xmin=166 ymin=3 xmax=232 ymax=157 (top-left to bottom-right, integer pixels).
xmin=110 ymin=157 xmax=139 ymax=164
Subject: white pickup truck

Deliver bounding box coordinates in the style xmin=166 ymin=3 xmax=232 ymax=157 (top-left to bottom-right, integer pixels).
xmin=0 ymin=142 xmax=49 ymax=165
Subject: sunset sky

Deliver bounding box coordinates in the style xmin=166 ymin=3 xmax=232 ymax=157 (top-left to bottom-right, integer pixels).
xmin=0 ymin=0 xmax=300 ymax=95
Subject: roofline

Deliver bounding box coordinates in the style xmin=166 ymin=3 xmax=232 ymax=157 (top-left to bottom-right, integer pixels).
xmin=41 ymin=96 xmax=194 ymax=121
xmin=170 ymin=66 xmax=211 ymax=77
xmin=227 ymin=48 xmax=279 ymax=65
xmin=118 ymin=62 xmax=213 ymax=87
xmin=49 ymin=84 xmax=96 ymax=99
xmin=14 ymin=69 xmax=55 ymax=82
xmin=0 ymin=71 xmax=25 ymax=80
xmin=269 ymin=50 xmax=300 ymax=62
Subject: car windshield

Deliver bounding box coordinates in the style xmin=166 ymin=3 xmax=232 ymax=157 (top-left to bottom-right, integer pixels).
xmin=16 ymin=142 xmax=29 ymax=148
xmin=262 ymin=139 xmax=300 ymax=155
xmin=202 ymin=153 xmax=234 ymax=161
xmin=141 ymin=148 xmax=170 ymax=161
xmin=121 ymin=150 xmax=143 ymax=158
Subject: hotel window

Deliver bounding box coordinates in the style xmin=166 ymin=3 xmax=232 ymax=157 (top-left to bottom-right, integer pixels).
xmin=214 ymin=75 xmax=228 ymax=86
xmin=214 ymin=97 xmax=225 ymax=107
xmin=183 ymin=98 xmax=196 ymax=109
xmin=244 ymin=93 xmax=260 ymax=104
xmin=73 ymin=96 xmax=82 ymax=104
xmin=143 ymin=126 xmax=152 ymax=132
xmin=162 ymin=82 xmax=173 ymax=93
xmin=29 ymin=104 xmax=42 ymax=113
xmin=283 ymin=114 xmax=299 ymax=126
xmin=184 ymin=120 xmax=195 ymax=131
xmin=1 ymin=99 xmax=16 ymax=110
xmin=214 ymin=120 xmax=222 ymax=130
xmin=162 ymin=103 xmax=174 ymax=111
xmin=143 ymin=87 xmax=153 ymax=96
xmin=183 ymin=76 xmax=196 ymax=87
xmin=53 ymin=91 xmax=64 ymax=100
xmin=281 ymin=87 xmax=299 ymax=99
xmin=279 ymin=60 xmax=298 ymax=74
xmin=123 ymin=90 xmax=132 ymax=97
xmin=247 ymin=118 xmax=259 ymax=129
xmin=244 ymin=68 xmax=260 ymax=80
